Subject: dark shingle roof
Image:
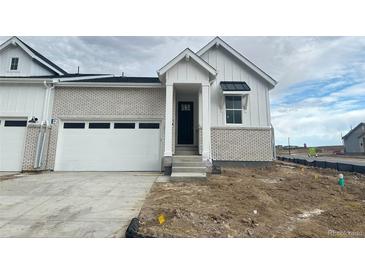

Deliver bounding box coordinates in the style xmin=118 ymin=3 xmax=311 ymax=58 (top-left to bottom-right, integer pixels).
xmin=68 ymin=76 xmax=161 ymax=83
xmin=220 ymin=81 xmax=251 ymax=91
xmin=19 ymin=37 xmax=68 ymax=75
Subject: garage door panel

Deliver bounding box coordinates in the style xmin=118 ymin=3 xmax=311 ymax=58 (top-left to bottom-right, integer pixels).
xmin=0 ymin=118 xmax=27 ymax=171
xmin=55 ymin=122 xmax=161 ymax=171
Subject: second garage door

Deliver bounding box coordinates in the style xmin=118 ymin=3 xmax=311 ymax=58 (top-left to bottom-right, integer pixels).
xmin=54 ymin=121 xmax=161 ymax=171
xmin=0 ymin=118 xmax=28 ymax=171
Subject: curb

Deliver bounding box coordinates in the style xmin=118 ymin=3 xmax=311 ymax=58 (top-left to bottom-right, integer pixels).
xmin=125 ymin=218 xmax=154 ymax=238
xmin=278 ymin=156 xmax=365 ymax=174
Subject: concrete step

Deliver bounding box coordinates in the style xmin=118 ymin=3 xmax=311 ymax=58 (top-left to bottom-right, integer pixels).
xmin=173 ymin=155 xmax=202 ymax=162
xmin=175 ymin=146 xmax=198 ymax=151
xmin=175 ymin=146 xmax=199 ymax=155
xmin=172 ymin=166 xmax=206 ymax=173
xmin=170 ymin=172 xmax=207 ymax=181
xmin=173 ymin=161 xmax=204 ymax=167
xmin=175 ymin=150 xmax=199 ymax=155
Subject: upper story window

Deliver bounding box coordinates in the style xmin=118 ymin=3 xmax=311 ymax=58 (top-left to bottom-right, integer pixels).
xmin=10 ymin=57 xmax=19 ymax=71
xmin=225 ymin=96 xmax=242 ymax=124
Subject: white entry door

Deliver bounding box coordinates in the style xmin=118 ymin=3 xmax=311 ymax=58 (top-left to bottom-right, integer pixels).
xmin=54 ymin=121 xmax=161 ymax=171
xmin=0 ymin=118 xmax=28 ymax=171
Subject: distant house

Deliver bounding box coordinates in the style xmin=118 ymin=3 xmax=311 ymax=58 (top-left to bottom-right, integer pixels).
xmin=342 ymin=123 xmax=365 ymax=154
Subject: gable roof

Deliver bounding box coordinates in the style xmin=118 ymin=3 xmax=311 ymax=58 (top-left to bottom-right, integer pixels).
xmin=0 ymin=36 xmax=67 ymax=75
xmin=342 ymin=122 xmax=365 ymax=139
xmin=157 ymin=48 xmax=217 ymax=82
xmin=197 ymin=37 xmax=277 ymax=88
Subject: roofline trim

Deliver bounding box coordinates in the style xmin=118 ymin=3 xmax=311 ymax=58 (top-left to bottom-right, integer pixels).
xmin=55 ymin=82 xmax=163 ymax=88
xmin=0 ymin=77 xmax=53 ymax=84
xmin=197 ymin=37 xmax=277 ymax=88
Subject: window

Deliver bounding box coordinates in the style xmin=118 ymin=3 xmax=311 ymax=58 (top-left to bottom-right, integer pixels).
xmin=64 ymin=122 xmax=85 ymax=129
xmin=225 ymin=96 xmax=242 ymax=124
xmin=139 ymin=123 xmax=159 ymax=129
xmin=4 ymin=120 xmax=27 ymax=127
xmin=89 ymin=122 xmax=110 ymax=129
xmin=180 ymin=103 xmax=191 ymax=111
xmin=10 ymin=57 xmax=19 ymax=71
xmin=114 ymin=123 xmax=135 ymax=129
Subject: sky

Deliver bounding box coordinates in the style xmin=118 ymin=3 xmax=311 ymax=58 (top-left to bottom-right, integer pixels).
xmin=1 ymin=36 xmax=365 ymax=147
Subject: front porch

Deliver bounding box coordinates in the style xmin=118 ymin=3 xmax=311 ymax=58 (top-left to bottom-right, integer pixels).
xmin=157 ymin=48 xmax=217 ymax=176
xmin=163 ymin=82 xmax=211 ymax=176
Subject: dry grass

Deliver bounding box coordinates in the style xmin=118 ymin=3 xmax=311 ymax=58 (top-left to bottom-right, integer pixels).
xmin=138 ymin=162 xmax=365 ymax=237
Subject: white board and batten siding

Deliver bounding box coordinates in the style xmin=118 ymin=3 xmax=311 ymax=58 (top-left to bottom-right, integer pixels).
xmin=201 ymin=47 xmax=271 ymax=128
xmin=0 ymin=44 xmax=53 ymax=77
xmin=0 ymin=83 xmax=47 ymax=119
xmin=166 ymin=59 xmax=210 ymax=84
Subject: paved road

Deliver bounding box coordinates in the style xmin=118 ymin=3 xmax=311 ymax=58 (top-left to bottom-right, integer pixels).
xmin=0 ymin=172 xmax=158 ymax=237
xmin=283 ymin=154 xmax=365 ymax=166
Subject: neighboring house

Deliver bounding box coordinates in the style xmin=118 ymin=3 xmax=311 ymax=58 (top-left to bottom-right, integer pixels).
xmin=342 ymin=123 xmax=365 ymax=155
xmin=0 ymin=36 xmax=277 ymax=178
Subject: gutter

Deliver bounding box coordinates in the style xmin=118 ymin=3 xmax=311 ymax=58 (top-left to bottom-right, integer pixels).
xmin=55 ymin=82 xmax=163 ymax=88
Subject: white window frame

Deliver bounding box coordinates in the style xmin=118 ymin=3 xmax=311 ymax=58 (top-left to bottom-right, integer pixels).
xmin=9 ymin=57 xmax=20 ymax=72
xmin=224 ymin=95 xmax=243 ymax=125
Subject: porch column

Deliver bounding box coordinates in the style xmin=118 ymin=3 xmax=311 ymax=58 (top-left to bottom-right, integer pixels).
xmin=202 ymin=83 xmax=211 ymax=161
xmin=164 ymin=84 xmax=173 ymax=157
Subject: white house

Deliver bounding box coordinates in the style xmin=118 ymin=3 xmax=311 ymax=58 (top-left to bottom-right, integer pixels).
xmin=0 ymin=36 xmax=277 ymax=178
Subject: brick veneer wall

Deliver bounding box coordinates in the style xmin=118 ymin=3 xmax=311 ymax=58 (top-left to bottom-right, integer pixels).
xmin=46 ymin=86 xmax=166 ymax=170
xmin=22 ymin=124 xmax=51 ymax=171
xmin=211 ymin=127 xmax=273 ymax=161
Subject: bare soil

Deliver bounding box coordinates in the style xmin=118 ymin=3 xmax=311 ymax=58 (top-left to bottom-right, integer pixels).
xmin=138 ymin=162 xmax=365 ymax=237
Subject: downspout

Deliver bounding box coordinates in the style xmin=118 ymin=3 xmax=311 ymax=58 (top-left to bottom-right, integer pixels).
xmin=271 ymin=123 xmax=276 ymax=160
xmin=34 ymin=81 xmax=53 ymax=169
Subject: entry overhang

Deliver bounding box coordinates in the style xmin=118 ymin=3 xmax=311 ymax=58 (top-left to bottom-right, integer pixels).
xmin=157 ymin=48 xmax=217 ymax=83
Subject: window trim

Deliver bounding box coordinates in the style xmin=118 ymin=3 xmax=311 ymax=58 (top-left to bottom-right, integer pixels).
xmin=9 ymin=57 xmax=19 ymax=71
xmin=224 ymin=95 xmax=243 ymax=125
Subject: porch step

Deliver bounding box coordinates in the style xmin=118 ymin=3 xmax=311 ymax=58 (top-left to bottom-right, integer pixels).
xmin=171 ymin=155 xmax=207 ymax=180
xmin=173 ymin=155 xmax=202 ymax=162
xmin=175 ymin=146 xmax=199 ymax=155
xmin=172 ymin=166 xmax=206 ymax=173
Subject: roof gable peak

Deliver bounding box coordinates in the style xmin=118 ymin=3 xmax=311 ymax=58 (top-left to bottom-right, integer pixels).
xmin=0 ymin=36 xmax=67 ymax=75
xmin=157 ymin=48 xmax=217 ymax=82
xmin=197 ymin=36 xmax=277 ymax=88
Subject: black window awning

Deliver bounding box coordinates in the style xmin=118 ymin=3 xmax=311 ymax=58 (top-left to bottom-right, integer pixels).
xmin=220 ymin=81 xmax=251 ymax=92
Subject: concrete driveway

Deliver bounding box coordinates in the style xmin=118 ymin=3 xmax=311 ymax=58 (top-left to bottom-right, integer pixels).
xmin=0 ymin=172 xmax=158 ymax=237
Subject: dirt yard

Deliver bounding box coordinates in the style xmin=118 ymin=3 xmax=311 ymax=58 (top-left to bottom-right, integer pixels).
xmin=138 ymin=162 xmax=365 ymax=237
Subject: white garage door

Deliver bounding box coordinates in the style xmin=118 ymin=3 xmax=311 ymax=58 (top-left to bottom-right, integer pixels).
xmin=54 ymin=121 xmax=161 ymax=171
xmin=0 ymin=118 xmax=27 ymax=171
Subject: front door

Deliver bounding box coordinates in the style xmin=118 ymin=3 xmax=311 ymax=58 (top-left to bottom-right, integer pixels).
xmin=178 ymin=102 xmax=194 ymax=144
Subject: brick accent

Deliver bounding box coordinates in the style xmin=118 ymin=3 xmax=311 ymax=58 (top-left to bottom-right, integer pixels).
xmin=22 ymin=124 xmax=51 ymax=171
xmin=211 ymin=127 xmax=273 ymax=161
xmin=47 ymin=86 xmax=166 ymax=170
xmin=53 ymin=87 xmax=165 ymax=117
